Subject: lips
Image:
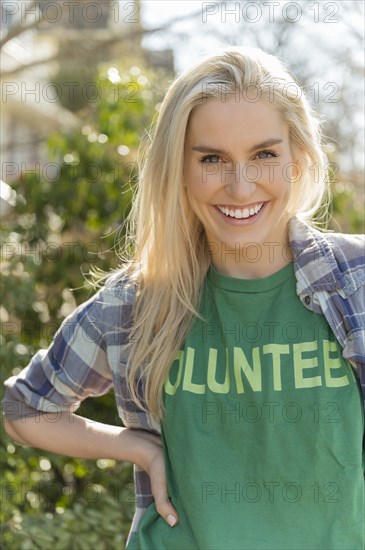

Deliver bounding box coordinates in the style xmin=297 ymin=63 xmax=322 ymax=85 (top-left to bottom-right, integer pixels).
xmin=216 ymin=202 xmax=264 ymax=220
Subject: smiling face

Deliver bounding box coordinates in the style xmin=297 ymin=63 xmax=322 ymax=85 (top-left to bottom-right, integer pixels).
xmin=183 ymin=97 xmax=297 ymax=278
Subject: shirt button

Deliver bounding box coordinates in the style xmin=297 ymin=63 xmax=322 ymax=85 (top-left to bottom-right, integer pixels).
xmin=304 ymin=295 xmax=311 ymax=305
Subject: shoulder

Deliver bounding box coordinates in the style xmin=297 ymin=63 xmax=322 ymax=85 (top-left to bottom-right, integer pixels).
xmin=55 ymin=269 xmax=138 ymax=342
xmin=99 ymin=268 xmax=138 ymax=305
xmin=289 ymin=216 xmax=364 ymax=264
xmin=289 ymin=216 xmax=364 ymax=255
xmin=289 ymin=216 xmax=365 ymax=293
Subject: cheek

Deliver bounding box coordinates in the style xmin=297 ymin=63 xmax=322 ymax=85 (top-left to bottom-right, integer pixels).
xmin=259 ymin=159 xmax=293 ymax=191
xmin=184 ymin=185 xmax=208 ymax=226
xmin=186 ymin=184 xmax=207 ymax=212
xmin=188 ymin=159 xmax=225 ymax=188
xmin=186 ymin=167 xmax=214 ymax=201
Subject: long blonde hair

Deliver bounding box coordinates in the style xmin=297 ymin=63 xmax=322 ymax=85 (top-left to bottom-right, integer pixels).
xmin=121 ymin=46 xmax=330 ymax=421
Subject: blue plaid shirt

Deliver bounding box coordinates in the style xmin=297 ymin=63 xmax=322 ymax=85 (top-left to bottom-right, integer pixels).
xmin=3 ymin=216 xmax=365 ymax=545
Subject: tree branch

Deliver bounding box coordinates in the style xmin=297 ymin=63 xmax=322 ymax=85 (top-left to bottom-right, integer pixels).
xmin=0 ymin=7 xmax=203 ymax=78
xmin=0 ymin=1 xmax=48 ymax=49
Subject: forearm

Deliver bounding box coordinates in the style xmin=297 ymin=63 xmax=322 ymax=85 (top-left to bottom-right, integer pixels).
xmin=4 ymin=413 xmax=153 ymax=468
xmin=4 ymin=408 xmax=178 ymax=526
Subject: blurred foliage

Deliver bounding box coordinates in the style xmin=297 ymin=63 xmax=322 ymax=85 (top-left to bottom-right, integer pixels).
xmin=1 ymin=62 xmax=170 ymax=549
xmin=1 ymin=438 xmax=135 ymax=549
xmin=329 ymin=177 xmax=365 ymax=233
xmin=319 ymin=157 xmax=364 ymax=234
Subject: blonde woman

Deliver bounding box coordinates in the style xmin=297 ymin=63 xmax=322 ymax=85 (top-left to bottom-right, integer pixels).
xmin=3 ymin=47 xmax=365 ymax=549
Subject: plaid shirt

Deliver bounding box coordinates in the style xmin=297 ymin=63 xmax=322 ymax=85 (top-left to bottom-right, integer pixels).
xmin=3 ymin=216 xmax=365 ymax=545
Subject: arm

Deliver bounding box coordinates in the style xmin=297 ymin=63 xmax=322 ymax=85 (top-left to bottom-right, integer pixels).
xmin=4 ymin=413 xmax=178 ymax=527
xmin=4 ymin=411 xmax=158 ymax=466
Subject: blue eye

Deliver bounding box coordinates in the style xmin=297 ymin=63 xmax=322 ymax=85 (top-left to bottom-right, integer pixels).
xmin=200 ymin=154 xmax=221 ymax=163
xmin=256 ymin=150 xmax=279 ymax=159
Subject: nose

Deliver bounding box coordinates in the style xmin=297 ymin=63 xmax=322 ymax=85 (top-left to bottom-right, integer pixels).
xmin=224 ymin=160 xmax=257 ymax=200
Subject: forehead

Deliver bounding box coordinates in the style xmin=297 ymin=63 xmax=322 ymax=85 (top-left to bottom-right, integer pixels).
xmin=186 ymin=97 xmax=287 ymax=143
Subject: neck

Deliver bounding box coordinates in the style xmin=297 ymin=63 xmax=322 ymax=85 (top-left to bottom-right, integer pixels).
xmin=209 ymin=241 xmax=293 ymax=279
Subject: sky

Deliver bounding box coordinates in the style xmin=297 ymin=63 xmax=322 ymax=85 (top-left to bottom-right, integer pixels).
xmin=141 ymin=1 xmax=210 ymax=72
xmin=140 ymin=0 xmax=364 ymax=72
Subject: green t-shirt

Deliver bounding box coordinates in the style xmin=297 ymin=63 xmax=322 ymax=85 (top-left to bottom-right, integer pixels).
xmin=127 ymin=263 xmax=364 ymax=550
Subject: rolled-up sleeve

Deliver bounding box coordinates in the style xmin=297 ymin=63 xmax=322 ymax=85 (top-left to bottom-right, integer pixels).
xmin=2 ymin=287 xmax=116 ymax=422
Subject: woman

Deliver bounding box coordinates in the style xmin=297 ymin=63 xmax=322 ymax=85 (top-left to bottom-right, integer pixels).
xmin=3 ymin=47 xmax=365 ymax=549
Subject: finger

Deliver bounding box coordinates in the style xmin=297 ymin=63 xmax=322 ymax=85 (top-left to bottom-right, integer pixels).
xmin=156 ymin=496 xmax=179 ymax=527
xmin=150 ymin=463 xmax=179 ymax=527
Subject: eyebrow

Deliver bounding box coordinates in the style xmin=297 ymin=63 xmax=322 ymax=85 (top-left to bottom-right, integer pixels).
xmin=192 ymin=138 xmax=283 ymax=155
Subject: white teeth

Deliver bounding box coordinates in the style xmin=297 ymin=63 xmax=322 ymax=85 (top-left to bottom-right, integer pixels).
xmin=217 ymin=203 xmax=264 ymax=219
